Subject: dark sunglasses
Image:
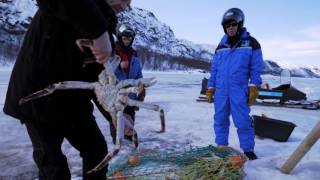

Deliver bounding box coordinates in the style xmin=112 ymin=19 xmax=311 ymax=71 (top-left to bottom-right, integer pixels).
xmin=122 ymin=36 xmax=132 ymax=40
xmin=225 ymin=22 xmax=238 ymax=28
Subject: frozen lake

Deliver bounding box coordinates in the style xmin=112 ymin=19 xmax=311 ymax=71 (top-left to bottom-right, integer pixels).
xmin=1 ymin=68 xmax=320 ymax=180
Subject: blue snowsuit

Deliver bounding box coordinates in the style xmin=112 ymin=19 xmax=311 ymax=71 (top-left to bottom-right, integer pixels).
xmin=115 ymin=56 xmax=143 ymax=100
xmin=208 ymin=28 xmax=264 ymax=152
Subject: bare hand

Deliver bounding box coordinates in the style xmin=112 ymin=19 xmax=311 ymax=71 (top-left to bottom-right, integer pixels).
xmin=91 ymin=31 xmax=112 ymax=64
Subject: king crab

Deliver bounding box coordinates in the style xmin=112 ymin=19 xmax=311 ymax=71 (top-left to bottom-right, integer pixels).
xmin=19 ymin=39 xmax=165 ymax=173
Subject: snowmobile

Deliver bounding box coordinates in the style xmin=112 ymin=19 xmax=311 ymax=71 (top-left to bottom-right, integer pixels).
xmin=255 ymin=69 xmax=320 ymax=110
xmin=255 ymin=84 xmax=319 ymax=110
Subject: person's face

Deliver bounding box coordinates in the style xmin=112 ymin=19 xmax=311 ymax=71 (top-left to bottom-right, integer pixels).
xmin=225 ymin=21 xmax=238 ymax=37
xmin=121 ymin=36 xmax=132 ymax=47
xmin=107 ymin=0 xmax=131 ymax=13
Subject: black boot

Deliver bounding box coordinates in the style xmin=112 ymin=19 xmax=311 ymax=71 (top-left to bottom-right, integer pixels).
xmin=244 ymin=152 xmax=258 ymax=160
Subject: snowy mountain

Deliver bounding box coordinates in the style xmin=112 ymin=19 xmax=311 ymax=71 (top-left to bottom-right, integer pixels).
xmin=117 ymin=8 xmax=213 ymax=71
xmin=118 ymin=8 xmax=214 ymax=60
xmin=0 ymin=0 xmax=319 ymax=78
xmin=263 ymin=60 xmax=320 ymax=78
xmin=0 ymin=0 xmax=36 ymax=64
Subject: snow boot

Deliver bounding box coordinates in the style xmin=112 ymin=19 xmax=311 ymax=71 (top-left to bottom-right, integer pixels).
xmin=244 ymin=152 xmax=258 ymax=160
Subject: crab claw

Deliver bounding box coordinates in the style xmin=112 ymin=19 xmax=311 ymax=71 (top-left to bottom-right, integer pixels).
xmin=76 ymin=39 xmax=93 ymax=52
xmin=19 ymin=81 xmax=95 ymax=105
xmin=106 ymin=55 xmax=121 ymax=72
xmin=19 ymin=83 xmax=61 ymax=105
xmin=137 ymin=83 xmax=144 ymax=94
xmin=139 ymin=77 xmax=157 ymax=87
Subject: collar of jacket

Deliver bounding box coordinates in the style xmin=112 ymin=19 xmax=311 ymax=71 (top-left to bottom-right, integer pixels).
xmin=219 ymin=28 xmax=250 ymax=48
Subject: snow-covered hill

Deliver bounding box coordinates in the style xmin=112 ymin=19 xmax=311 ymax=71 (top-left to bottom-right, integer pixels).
xmin=263 ymin=60 xmax=320 ymax=78
xmin=117 ymin=8 xmax=213 ymax=71
xmin=0 ymin=0 xmax=36 ymax=64
xmin=0 ymin=0 xmax=319 ymax=77
xmin=118 ymin=8 xmax=213 ymax=61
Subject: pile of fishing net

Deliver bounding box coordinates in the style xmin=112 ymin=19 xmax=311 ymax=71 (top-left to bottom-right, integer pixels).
xmin=107 ymin=145 xmax=247 ymax=180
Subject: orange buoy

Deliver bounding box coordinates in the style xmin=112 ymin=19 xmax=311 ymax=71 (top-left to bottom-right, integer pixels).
xmin=113 ymin=170 xmax=127 ymax=180
xmin=127 ymin=155 xmax=140 ymax=166
xmin=228 ymin=155 xmax=246 ymax=168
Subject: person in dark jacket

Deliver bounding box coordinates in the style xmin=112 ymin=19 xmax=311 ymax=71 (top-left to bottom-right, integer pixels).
xmin=95 ymin=23 xmax=145 ymax=145
xmin=206 ymin=8 xmax=264 ymax=160
xmin=3 ymin=0 xmax=131 ymax=179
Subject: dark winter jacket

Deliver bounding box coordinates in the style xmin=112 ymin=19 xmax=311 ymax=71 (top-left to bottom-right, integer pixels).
xmin=3 ymin=0 xmax=117 ymax=121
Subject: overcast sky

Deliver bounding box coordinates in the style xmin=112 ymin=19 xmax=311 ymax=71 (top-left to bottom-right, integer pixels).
xmin=131 ymin=0 xmax=320 ymax=67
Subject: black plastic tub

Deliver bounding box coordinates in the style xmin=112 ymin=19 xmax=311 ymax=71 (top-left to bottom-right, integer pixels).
xmin=252 ymin=115 xmax=296 ymax=142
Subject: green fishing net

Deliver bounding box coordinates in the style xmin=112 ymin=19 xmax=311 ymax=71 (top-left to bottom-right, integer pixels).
xmin=107 ymin=145 xmax=246 ymax=180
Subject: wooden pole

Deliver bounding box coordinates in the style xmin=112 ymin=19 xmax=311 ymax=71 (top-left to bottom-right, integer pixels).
xmin=280 ymin=121 xmax=320 ymax=174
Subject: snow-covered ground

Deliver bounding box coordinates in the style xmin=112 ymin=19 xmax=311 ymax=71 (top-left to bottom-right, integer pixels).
xmin=1 ymin=68 xmax=320 ymax=180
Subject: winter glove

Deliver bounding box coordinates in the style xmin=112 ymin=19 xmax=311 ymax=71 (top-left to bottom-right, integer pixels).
xmin=137 ymin=87 xmax=146 ymax=102
xmin=248 ymin=85 xmax=259 ymax=105
xmin=120 ymin=60 xmax=130 ymax=70
xmin=91 ymin=31 xmax=112 ymax=64
xmin=206 ymin=88 xmax=215 ymax=103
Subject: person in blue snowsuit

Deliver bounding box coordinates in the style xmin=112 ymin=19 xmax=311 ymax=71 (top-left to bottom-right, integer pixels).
xmin=207 ymin=8 xmax=264 ymax=160
xmin=95 ymin=24 xmax=145 ymax=145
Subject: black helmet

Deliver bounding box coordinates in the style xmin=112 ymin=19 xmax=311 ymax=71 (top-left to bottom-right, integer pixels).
xmin=117 ymin=23 xmax=136 ymax=38
xmin=221 ymin=8 xmax=245 ymax=29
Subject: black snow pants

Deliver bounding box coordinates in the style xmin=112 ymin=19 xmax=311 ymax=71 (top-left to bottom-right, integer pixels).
xmin=24 ymin=93 xmax=108 ymax=180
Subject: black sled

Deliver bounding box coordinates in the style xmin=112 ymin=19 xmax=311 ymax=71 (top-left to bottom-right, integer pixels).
xmin=252 ymin=115 xmax=296 ymax=142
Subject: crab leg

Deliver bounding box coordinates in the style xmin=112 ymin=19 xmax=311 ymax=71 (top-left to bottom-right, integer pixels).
xmin=122 ymin=114 xmax=138 ymax=148
xmin=115 ymin=111 xmax=125 ymax=145
xmin=127 ymin=99 xmax=165 ymax=133
xmin=19 ymin=81 xmax=95 ymax=105
xmin=118 ymin=87 xmax=140 ymax=96
xmin=106 ymin=55 xmax=121 ymax=73
xmin=116 ymin=77 xmax=156 ymax=89
xmin=88 ymin=111 xmax=125 ymax=174
xmin=75 ymin=39 xmax=93 ymax=51
xmin=87 ymin=144 xmax=121 ymax=174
